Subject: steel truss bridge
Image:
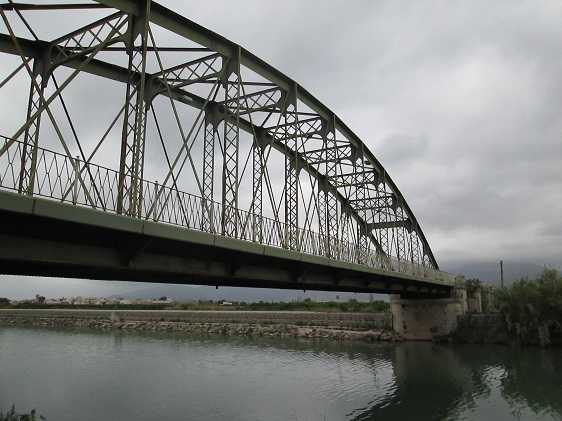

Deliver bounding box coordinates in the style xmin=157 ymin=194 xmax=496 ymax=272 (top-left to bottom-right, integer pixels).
xmin=0 ymin=0 xmax=454 ymax=296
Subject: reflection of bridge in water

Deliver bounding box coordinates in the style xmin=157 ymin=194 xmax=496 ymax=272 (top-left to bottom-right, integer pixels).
xmin=0 ymin=0 xmax=453 ymax=296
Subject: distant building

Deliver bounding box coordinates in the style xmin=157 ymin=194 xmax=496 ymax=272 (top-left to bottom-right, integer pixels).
xmin=151 ymin=297 xmax=175 ymax=304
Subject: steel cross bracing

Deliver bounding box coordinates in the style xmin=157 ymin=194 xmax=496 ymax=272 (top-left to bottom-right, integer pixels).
xmin=0 ymin=0 xmax=446 ymax=283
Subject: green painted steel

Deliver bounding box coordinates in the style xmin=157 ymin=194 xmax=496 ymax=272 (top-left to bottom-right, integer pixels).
xmin=0 ymin=1 xmax=450 ymax=293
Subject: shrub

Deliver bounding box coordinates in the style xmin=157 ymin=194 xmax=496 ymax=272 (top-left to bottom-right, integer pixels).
xmin=0 ymin=406 xmax=45 ymax=421
xmin=495 ymin=269 xmax=562 ymax=345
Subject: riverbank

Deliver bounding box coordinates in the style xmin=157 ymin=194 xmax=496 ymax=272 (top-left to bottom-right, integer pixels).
xmin=436 ymin=312 xmax=562 ymax=347
xmin=0 ymin=309 xmax=401 ymax=342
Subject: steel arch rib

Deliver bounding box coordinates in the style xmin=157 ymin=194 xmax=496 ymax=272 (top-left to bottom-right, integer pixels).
xmin=0 ymin=0 xmax=439 ymax=270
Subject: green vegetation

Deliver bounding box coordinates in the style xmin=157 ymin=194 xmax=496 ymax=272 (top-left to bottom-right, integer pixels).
xmin=1 ymin=297 xmax=389 ymax=313
xmin=175 ymin=298 xmax=389 ymax=313
xmin=1 ymin=406 xmax=44 ymax=421
xmin=495 ymin=269 xmax=562 ymax=346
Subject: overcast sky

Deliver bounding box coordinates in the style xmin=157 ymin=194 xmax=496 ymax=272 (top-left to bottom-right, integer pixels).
xmin=1 ymin=0 xmax=561 ymax=297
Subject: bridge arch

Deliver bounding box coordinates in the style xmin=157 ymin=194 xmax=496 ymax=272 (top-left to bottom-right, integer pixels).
xmin=0 ymin=0 xmax=441 ymax=281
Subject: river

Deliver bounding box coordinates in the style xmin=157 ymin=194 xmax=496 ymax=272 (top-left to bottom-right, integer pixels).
xmin=0 ymin=327 xmax=561 ymax=420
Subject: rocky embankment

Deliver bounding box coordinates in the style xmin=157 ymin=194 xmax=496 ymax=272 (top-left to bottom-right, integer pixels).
xmin=0 ymin=309 xmax=401 ymax=342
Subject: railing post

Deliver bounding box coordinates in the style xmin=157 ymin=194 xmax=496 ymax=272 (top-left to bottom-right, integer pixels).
xmin=72 ymin=155 xmax=79 ymax=205
xmin=153 ymin=180 xmax=159 ymax=222
xmin=209 ymin=201 xmax=215 ymax=234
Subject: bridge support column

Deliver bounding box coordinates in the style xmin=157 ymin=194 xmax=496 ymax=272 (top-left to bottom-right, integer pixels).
xmin=390 ymin=286 xmax=467 ymax=340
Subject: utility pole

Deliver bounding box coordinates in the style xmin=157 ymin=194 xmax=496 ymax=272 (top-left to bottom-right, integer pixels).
xmin=500 ymin=260 xmax=504 ymax=288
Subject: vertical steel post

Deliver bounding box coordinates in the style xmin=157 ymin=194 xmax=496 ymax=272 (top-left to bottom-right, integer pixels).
xmin=117 ymin=1 xmax=150 ymax=217
xmin=284 ymin=100 xmax=299 ymax=250
xmin=355 ymin=145 xmax=370 ymax=265
xmin=410 ymin=228 xmax=422 ymax=267
xmin=378 ymin=171 xmax=390 ymax=268
xmin=153 ymin=180 xmax=159 ymax=222
xmin=395 ymin=203 xmax=406 ymax=263
xmin=72 ymin=155 xmax=79 ymax=205
xmin=319 ymin=115 xmax=339 ymax=258
xmin=221 ymin=48 xmax=241 ymax=237
xmin=18 ymin=58 xmax=45 ymax=196
xmin=252 ymin=134 xmax=263 ymax=242
xmin=202 ymin=115 xmax=216 ymax=232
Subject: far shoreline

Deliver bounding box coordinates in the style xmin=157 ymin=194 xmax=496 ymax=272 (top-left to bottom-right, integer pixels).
xmin=0 ymin=308 xmax=401 ymax=343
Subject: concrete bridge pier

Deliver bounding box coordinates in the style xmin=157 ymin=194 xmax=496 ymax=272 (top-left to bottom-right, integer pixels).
xmin=391 ymin=284 xmax=468 ymax=340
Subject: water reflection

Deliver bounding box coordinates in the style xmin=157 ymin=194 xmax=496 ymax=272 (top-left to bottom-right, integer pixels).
xmin=352 ymin=343 xmax=562 ymax=421
xmin=0 ymin=328 xmax=560 ymax=421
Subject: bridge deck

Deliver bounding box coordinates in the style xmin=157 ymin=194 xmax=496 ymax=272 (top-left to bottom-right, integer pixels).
xmin=0 ymin=190 xmax=452 ymax=296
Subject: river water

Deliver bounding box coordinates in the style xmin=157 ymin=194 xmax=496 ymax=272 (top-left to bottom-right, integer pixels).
xmin=0 ymin=327 xmax=561 ymax=421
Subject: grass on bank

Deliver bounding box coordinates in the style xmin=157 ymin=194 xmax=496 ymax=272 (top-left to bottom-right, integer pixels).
xmin=175 ymin=298 xmax=389 ymax=313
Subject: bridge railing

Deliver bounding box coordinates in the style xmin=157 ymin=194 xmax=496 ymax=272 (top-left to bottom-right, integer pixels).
xmin=0 ymin=136 xmax=455 ymax=286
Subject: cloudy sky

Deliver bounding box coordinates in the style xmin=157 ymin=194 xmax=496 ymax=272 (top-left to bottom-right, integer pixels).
xmin=1 ymin=0 xmax=561 ymax=297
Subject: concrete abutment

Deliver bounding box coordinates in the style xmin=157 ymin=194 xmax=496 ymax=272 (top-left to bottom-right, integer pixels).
xmin=391 ymin=282 xmax=474 ymax=340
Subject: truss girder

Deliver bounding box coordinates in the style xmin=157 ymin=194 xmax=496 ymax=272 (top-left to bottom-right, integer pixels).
xmin=267 ymin=116 xmax=323 ymax=142
xmin=0 ymin=2 xmax=440 ymax=270
xmin=350 ymin=195 xmax=395 ymax=207
xmin=329 ymin=170 xmax=379 ymax=188
xmin=152 ymin=53 xmax=222 ymax=92
xmin=221 ymin=86 xmax=282 ymax=114
xmin=368 ymin=219 xmax=412 ymax=231
xmin=302 ymin=144 xmax=354 ymax=166
xmin=50 ymin=12 xmax=127 ymax=67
